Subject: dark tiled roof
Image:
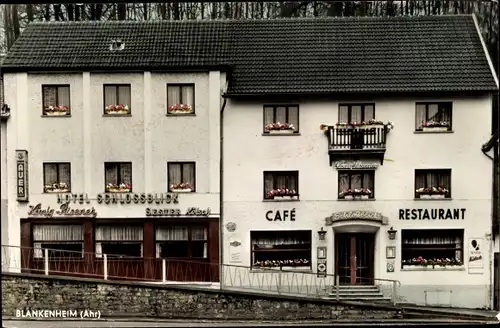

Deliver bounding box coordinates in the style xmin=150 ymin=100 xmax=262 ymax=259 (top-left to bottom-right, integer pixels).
xmin=2 ymin=16 xmax=498 ymax=94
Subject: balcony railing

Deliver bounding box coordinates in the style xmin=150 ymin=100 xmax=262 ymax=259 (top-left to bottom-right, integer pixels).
xmin=328 ymin=126 xmax=387 ymax=150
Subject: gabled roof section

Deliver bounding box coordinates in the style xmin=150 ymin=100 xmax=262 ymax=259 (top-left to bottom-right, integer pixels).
xmin=1 ymin=15 xmax=498 ymax=94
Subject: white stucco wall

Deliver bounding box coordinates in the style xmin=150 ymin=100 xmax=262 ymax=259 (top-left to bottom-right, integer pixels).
xmin=3 ymin=71 xmax=222 ymax=245
xmin=222 ymin=95 xmax=494 ymax=309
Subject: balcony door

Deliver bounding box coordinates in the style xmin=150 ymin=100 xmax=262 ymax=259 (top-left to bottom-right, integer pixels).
xmin=335 ymin=233 xmax=375 ymax=285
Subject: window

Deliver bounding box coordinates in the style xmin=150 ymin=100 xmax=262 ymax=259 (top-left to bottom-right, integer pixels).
xmin=95 ymin=225 xmax=143 ymax=258
xmin=105 ymin=162 xmax=132 ymax=193
xmin=42 ymin=85 xmax=70 ymax=116
xmin=43 ymin=163 xmax=71 ymax=193
xmin=402 ymin=229 xmax=464 ymax=268
xmin=415 ymin=169 xmax=451 ymax=199
xmin=415 ymin=102 xmax=452 ymax=131
xmin=338 ymin=104 xmax=374 ymax=124
xmin=264 ymin=171 xmax=299 ymax=200
xmin=251 ymin=230 xmax=311 ymax=268
xmin=103 ymin=84 xmax=131 ymax=115
xmin=263 ymin=105 xmax=299 ymax=133
xmin=167 ymin=162 xmax=195 ymax=192
xmin=156 ymin=225 xmax=208 ymax=258
xmin=338 ymin=170 xmax=374 ymax=199
xmin=167 ymin=84 xmax=195 ymax=114
xmin=33 ymin=224 xmax=83 ymax=258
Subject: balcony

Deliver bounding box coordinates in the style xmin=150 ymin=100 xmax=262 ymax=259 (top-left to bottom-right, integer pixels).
xmin=326 ymin=126 xmax=389 ymax=164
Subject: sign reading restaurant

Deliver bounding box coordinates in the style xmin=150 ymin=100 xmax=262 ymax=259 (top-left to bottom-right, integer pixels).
xmin=399 ymin=208 xmax=466 ymax=220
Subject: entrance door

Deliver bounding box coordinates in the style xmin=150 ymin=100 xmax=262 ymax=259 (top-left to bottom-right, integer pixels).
xmin=335 ymin=233 xmax=375 ymax=285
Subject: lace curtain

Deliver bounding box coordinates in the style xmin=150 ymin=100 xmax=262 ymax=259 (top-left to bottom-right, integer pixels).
xmin=44 ymin=163 xmax=71 ymax=185
xmin=167 ymin=85 xmax=194 ymax=106
xmin=33 ymin=224 xmax=83 ymax=241
xmin=156 ymin=226 xmax=207 ymax=241
xmin=168 ymin=163 xmax=195 ymax=186
xmin=104 ymin=85 xmax=131 ymax=107
xmin=263 ymin=106 xmax=299 ymax=127
xmin=339 ymin=105 xmax=374 ymax=123
xmin=43 ymin=86 xmax=70 ymax=108
xmin=264 ymin=172 xmax=297 ymax=191
xmin=338 ymin=172 xmax=373 ymax=190
xmin=415 ymin=103 xmax=451 ymax=129
xmin=95 ymin=225 xmax=143 ymax=241
xmin=105 ymin=163 xmax=132 ymax=185
xmin=252 ymin=231 xmax=310 ymax=246
xmin=415 ymin=171 xmax=451 ymax=189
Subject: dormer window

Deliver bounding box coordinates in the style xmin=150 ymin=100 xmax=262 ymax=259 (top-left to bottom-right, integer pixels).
xmin=110 ymin=39 xmax=125 ymax=51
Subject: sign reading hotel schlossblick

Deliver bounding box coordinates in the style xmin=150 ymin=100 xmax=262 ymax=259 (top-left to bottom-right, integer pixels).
xmin=57 ymin=192 xmax=179 ymax=205
xmin=399 ymin=208 xmax=466 ymax=220
xmin=16 ymin=150 xmax=29 ymax=202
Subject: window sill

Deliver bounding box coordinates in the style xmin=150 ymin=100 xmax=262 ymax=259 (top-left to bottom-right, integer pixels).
xmin=414 ymin=198 xmax=452 ymax=201
xmin=263 ymin=199 xmax=300 ymax=202
xmin=337 ymin=198 xmax=376 ymax=201
xmin=401 ymin=265 xmax=465 ymax=272
xmin=41 ymin=115 xmax=72 ymax=118
xmin=166 ymin=113 xmax=196 ymax=117
xmin=261 ymin=133 xmax=301 ymax=136
xmin=414 ymin=130 xmax=454 ymax=134
xmin=44 ymin=191 xmax=71 ymax=194
xmin=102 ymin=114 xmax=132 ymax=117
xmin=250 ymin=267 xmax=312 ymax=273
xmin=105 ymin=191 xmax=133 ymax=193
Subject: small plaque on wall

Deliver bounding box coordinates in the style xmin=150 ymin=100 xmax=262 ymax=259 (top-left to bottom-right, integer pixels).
xmin=387 ymin=261 xmax=395 ymax=273
xmin=317 ymin=260 xmax=327 ymax=277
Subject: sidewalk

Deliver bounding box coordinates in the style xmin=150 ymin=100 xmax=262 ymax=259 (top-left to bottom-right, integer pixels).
xmin=401 ymin=304 xmax=498 ymax=320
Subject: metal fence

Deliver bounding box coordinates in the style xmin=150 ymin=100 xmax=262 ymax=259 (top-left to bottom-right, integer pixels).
xmin=1 ymin=244 xmax=400 ymax=304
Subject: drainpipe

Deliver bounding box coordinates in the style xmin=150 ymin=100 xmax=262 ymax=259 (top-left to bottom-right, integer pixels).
xmin=219 ymin=95 xmax=227 ymax=289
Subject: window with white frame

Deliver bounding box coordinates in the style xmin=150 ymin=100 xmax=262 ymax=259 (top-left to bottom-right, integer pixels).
xmin=33 ymin=224 xmax=84 ymax=258
xmin=95 ymin=225 xmax=143 ymax=258
xmin=155 ymin=225 xmax=208 ymax=258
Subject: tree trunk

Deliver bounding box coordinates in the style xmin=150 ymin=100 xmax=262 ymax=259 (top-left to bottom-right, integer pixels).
xmin=10 ymin=5 xmax=20 ymax=40
xmin=26 ymin=4 xmax=34 ymax=22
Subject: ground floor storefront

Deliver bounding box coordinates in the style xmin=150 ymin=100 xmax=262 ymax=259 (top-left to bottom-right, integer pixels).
xmin=19 ymin=217 xmax=220 ymax=282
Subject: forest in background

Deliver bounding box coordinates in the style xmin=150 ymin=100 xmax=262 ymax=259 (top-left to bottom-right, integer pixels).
xmin=1 ymin=1 xmax=498 ymax=76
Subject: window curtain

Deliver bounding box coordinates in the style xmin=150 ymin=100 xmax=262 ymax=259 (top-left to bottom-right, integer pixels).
xmin=104 ymin=86 xmax=117 ymax=106
xmin=275 ymin=106 xmax=287 ymax=123
xmin=181 ymin=85 xmax=194 ymax=105
xmin=288 ymin=106 xmax=299 ymax=127
xmin=339 ymin=173 xmax=350 ymax=192
xmin=118 ymin=86 xmax=131 ymax=106
xmin=351 ymin=106 xmax=362 ymax=123
xmin=167 ymin=86 xmax=181 ymax=106
xmin=427 ymin=104 xmax=439 ymax=121
xmin=156 ymin=226 xmax=189 ymax=240
xmin=264 ymin=106 xmax=274 ymax=125
xmin=264 ymin=172 xmax=274 ymax=192
xmin=183 ymin=163 xmax=195 ymax=187
xmin=364 ymin=105 xmax=375 ymax=121
xmin=415 ymin=104 xmax=427 ymax=129
xmin=339 ymin=106 xmax=349 ymax=122
xmin=105 ymin=164 xmax=118 ymax=185
xmin=33 ymin=224 xmax=83 ymax=241
xmin=274 ymin=173 xmax=297 ymax=190
xmin=57 ymin=86 xmax=70 ymax=107
xmin=120 ymin=163 xmax=132 ymax=185
xmin=252 ymin=233 xmax=309 ymax=246
xmin=95 ymin=225 xmax=143 ymax=241
xmin=415 ymin=171 xmax=450 ymax=189
xmin=168 ymin=164 xmax=182 ymax=185
xmin=43 ymin=87 xmax=57 ymax=108
xmin=191 ymin=226 xmax=207 ymax=240
xmin=59 ymin=164 xmax=71 ymax=185
xmin=44 ymin=164 xmax=58 ymax=185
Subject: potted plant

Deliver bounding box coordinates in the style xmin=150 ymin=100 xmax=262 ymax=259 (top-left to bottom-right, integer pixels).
xmin=402 ymin=256 xmax=463 ymax=269
xmin=168 ymin=104 xmax=193 ymax=114
xmin=44 ymin=182 xmax=70 ymax=193
xmin=265 ymin=122 xmax=296 ymax=134
xmin=266 ymin=187 xmax=298 ymax=200
xmin=105 ymin=104 xmax=130 ymax=115
xmin=170 ymin=182 xmax=193 ymax=193
xmin=415 ymin=186 xmax=449 ymax=199
xmin=339 ymin=188 xmax=372 ymax=200
xmin=360 ymin=119 xmax=385 ymax=129
xmin=422 ymin=121 xmax=449 ymax=132
xmin=106 ymin=183 xmax=132 ymax=193
xmin=45 ymin=105 xmax=69 ymax=116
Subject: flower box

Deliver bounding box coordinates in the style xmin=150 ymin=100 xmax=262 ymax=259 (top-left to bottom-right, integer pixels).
xmin=106 ymin=183 xmax=132 ymax=193
xmin=269 ymin=129 xmax=295 ymax=134
xmin=360 ymin=125 xmax=380 ymax=129
xmin=354 ymin=195 xmax=370 ymax=200
xmin=106 ymin=110 xmax=130 ymax=115
xmin=273 ymin=195 xmax=298 ymax=200
xmin=171 ymin=188 xmax=192 ymax=193
xmin=45 ymin=188 xmax=70 ymax=193
xmin=106 ymin=188 xmax=130 ymax=193
xmin=46 ymin=111 xmax=68 ymax=116
xmin=430 ymin=194 xmax=445 ymax=199
xmin=419 ymin=194 xmax=432 ymax=199
xmin=423 ymin=127 xmax=448 ymax=132
xmin=168 ymin=104 xmax=193 ymax=114
xmin=344 ymin=195 xmax=354 ymax=200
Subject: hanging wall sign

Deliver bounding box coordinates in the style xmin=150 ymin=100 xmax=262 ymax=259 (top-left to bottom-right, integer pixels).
xmin=468 ymin=237 xmax=484 ymax=273
xmin=16 ymin=150 xmax=29 ymax=202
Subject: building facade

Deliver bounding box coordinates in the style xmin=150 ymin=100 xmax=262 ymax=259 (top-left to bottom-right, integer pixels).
xmin=2 ymin=70 xmax=224 ymax=281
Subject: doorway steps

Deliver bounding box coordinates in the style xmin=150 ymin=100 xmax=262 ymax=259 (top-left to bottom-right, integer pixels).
xmin=329 ymin=285 xmax=392 ymax=302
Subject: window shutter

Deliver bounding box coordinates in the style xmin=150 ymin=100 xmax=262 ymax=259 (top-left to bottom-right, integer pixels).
xmin=288 ymin=106 xmax=299 ymax=129
xmin=118 ymin=85 xmax=131 ymax=107
xmin=43 ymin=87 xmax=57 ymax=109
xmin=104 ymin=86 xmax=117 ymax=106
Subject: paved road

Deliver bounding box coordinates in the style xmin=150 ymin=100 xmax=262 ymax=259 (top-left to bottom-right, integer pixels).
xmin=2 ymin=319 xmax=498 ymax=327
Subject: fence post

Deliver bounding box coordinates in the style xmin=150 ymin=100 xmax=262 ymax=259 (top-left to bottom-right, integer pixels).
xmin=335 ymin=275 xmax=340 ymax=301
xmin=162 ymin=259 xmax=166 ymax=283
xmin=44 ymin=249 xmax=49 ymax=275
xmin=392 ymin=281 xmax=397 ymax=305
xmin=103 ymin=254 xmax=108 ymax=280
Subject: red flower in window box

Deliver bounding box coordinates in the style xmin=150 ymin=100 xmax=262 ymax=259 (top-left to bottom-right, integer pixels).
xmin=168 ymin=104 xmax=193 ymax=114
xmin=169 ymin=182 xmax=193 ymax=193
xmin=105 ymin=104 xmax=130 ymax=114
xmin=266 ymin=187 xmax=298 ymax=200
xmin=106 ymin=183 xmax=132 ymax=193
xmin=265 ymin=122 xmax=295 ymax=133
xmin=45 ymin=105 xmax=69 ymax=116
xmin=415 ymin=186 xmax=449 ymax=199
xmin=339 ymin=188 xmax=372 ymax=199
